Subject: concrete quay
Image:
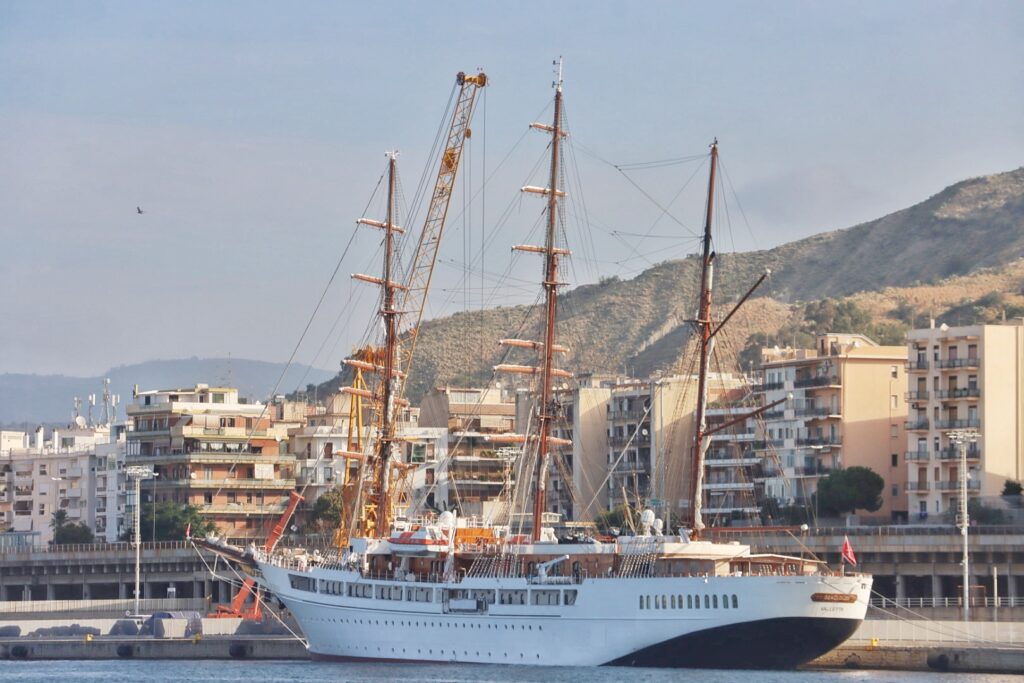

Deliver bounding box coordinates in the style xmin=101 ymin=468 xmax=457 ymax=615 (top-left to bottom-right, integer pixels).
xmin=0 ymin=635 xmax=307 ymax=660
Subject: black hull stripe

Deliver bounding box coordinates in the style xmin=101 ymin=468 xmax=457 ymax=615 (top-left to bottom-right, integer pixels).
xmin=604 ymin=616 xmax=862 ymax=669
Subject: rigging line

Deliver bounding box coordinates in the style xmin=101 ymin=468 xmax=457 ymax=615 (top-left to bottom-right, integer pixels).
xmin=210 ymin=167 xmax=388 ymax=500
xmin=398 ymin=82 xmax=458 ymax=268
xmin=191 ymin=541 xmax=309 ymax=647
xmin=405 ymin=291 xmax=544 ymax=516
xmin=718 ymin=159 xmax=760 ymax=251
xmin=578 ymin=401 xmax=656 ymax=522
xmin=480 ymin=86 xmax=488 ymax=384
xmin=608 ymin=162 xmax=708 ymax=277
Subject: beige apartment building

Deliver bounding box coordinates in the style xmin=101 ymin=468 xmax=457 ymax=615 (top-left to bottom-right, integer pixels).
xmin=757 ymin=333 xmax=908 ymax=521
xmin=904 ymin=319 xmax=1024 ymax=520
xmin=126 ymin=384 xmax=296 ymax=539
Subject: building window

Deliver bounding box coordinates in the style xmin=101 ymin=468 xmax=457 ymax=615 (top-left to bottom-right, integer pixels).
xmin=891 ymin=365 xmax=898 ymax=379
xmin=891 ymin=453 xmax=898 ymax=467
xmin=892 ymin=485 xmax=898 ymax=497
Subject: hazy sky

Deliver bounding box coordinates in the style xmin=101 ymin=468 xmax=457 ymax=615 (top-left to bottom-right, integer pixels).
xmin=2 ymin=2 xmax=1022 ymax=377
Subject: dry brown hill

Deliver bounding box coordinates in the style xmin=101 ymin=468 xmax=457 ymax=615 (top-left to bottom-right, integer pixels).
xmin=307 ymin=167 xmax=1024 ymax=403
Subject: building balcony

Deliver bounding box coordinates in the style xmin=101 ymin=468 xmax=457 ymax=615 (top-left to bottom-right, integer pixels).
xmin=905 ymin=450 xmax=931 ymax=462
xmin=905 ymin=390 xmax=930 ymax=401
xmin=762 ymin=410 xmax=785 ymax=421
xmin=936 ymin=358 xmax=980 ymax=369
xmin=936 ymin=388 xmax=980 ymax=400
xmin=703 ymin=482 xmax=755 ymax=491
xmin=129 ymin=451 xmax=294 ymax=465
xmin=795 ymin=436 xmax=842 ymax=447
xmin=202 ymin=502 xmax=290 ymax=516
xmin=794 ymin=375 xmax=840 ymax=389
xmin=793 ymin=465 xmax=833 ymax=477
xmin=936 ymin=446 xmax=981 ymax=461
xmin=905 ymin=360 xmax=929 ymax=372
xmin=935 ymin=418 xmax=980 ymax=430
xmin=450 ymin=477 xmax=508 ymax=487
xmin=153 ymin=478 xmax=295 ymax=489
xmin=608 ymin=407 xmax=650 ymax=421
xmin=705 ymin=456 xmax=761 ymax=468
xmin=935 ymin=480 xmax=982 ymax=491
xmin=753 ymin=381 xmax=784 ymax=393
xmin=609 ymin=434 xmax=651 ymax=448
xmin=905 ymin=481 xmax=930 ymax=492
xmin=905 ymin=419 xmax=930 ymax=431
xmin=751 ymin=439 xmax=784 ymax=451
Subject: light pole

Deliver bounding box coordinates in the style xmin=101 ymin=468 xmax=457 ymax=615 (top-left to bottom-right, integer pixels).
xmin=949 ymin=429 xmax=978 ymax=623
xmin=126 ymin=466 xmax=154 ymax=615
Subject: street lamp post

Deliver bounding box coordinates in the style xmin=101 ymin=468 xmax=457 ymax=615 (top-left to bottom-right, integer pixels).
xmin=126 ymin=466 xmax=155 ymax=615
xmin=949 ymin=429 xmax=979 ymax=623
xmin=49 ymin=477 xmax=65 ymax=545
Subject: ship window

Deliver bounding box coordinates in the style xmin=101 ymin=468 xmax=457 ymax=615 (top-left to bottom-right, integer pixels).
xmin=732 ymin=595 xmax=738 ymax=609
xmin=288 ymin=574 xmax=315 ymax=592
xmin=704 ymin=595 xmax=710 ymax=609
xmin=721 ymin=594 xmax=728 ymax=608
xmin=645 ymin=595 xmax=651 ymax=610
xmin=687 ymin=595 xmax=693 ymax=609
xmin=671 ymin=595 xmax=677 ymax=609
xmin=639 ymin=596 xmax=644 ymax=610
xmin=661 ymin=595 xmax=667 ymax=609
xmin=713 ymin=595 xmax=718 ymax=609
xmin=678 ymin=594 xmax=684 ymax=608
xmin=653 ymin=595 xmax=659 ymax=609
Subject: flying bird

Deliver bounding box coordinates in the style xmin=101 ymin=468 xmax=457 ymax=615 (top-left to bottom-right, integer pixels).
xmin=137 ymin=206 xmax=144 ymax=214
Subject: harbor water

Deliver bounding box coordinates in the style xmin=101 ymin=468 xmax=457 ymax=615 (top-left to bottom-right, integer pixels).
xmin=1 ymin=661 xmax=1020 ymax=682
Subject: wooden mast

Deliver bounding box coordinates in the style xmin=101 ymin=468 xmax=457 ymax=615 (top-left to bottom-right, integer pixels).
xmin=687 ymin=140 xmax=719 ymax=537
xmin=530 ymin=67 xmax=564 ymax=542
xmin=376 ymin=152 xmax=400 ymax=537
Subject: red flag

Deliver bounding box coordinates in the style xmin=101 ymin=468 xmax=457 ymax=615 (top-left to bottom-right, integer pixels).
xmin=185 ymin=521 xmax=191 ymax=539
xmin=841 ymin=535 xmax=857 ymax=566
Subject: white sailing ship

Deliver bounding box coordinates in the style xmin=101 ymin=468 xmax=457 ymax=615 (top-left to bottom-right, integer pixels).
xmin=249 ymin=66 xmax=872 ymax=669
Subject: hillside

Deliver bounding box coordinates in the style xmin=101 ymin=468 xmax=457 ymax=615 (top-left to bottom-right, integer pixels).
xmin=312 ymin=167 xmax=1024 ymax=403
xmin=0 ymin=358 xmax=334 ymax=424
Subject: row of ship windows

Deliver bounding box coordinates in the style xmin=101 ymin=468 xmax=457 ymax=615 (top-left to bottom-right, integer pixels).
xmin=641 ymin=593 xmax=739 ymax=610
xmin=309 ymin=615 xmax=543 ymax=632
xmin=294 ymin=576 xmax=576 ymax=607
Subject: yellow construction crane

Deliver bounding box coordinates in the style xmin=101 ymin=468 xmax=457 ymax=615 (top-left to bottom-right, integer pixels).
xmin=336 ymin=70 xmax=487 ymax=548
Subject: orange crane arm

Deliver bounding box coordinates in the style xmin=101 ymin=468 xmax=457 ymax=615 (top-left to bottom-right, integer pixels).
xmin=395 ymin=71 xmax=487 ymax=397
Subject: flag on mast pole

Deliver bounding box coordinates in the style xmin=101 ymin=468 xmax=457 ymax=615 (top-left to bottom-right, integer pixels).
xmin=841 ymin=535 xmax=857 ymax=566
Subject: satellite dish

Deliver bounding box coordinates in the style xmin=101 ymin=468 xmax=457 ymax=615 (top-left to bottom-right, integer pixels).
xmin=74 ymin=415 xmax=87 ymax=428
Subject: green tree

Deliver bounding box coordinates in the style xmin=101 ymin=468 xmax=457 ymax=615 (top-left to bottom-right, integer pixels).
xmin=803 ymin=299 xmax=871 ymax=335
xmin=121 ymin=502 xmax=217 ymax=542
xmin=310 ymin=487 xmax=346 ymax=526
xmin=593 ymin=505 xmax=627 ymax=533
xmin=816 ymin=466 xmax=884 ymax=515
xmin=50 ymin=509 xmax=95 ymax=544
xmin=1002 ymin=480 xmax=1023 ymax=497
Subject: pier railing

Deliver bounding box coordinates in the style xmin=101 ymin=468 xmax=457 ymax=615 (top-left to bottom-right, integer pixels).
xmin=870 ymin=596 xmax=1024 ymax=609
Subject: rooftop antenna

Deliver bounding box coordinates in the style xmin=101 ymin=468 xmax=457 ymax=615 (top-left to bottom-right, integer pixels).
xmin=101 ymin=378 xmax=116 ymax=425
xmin=73 ymin=396 xmax=82 ymax=420
xmin=87 ymin=394 xmax=96 ymax=426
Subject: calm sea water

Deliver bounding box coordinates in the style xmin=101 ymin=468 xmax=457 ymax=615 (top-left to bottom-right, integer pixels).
xmin=0 ymin=661 xmax=1019 ymax=683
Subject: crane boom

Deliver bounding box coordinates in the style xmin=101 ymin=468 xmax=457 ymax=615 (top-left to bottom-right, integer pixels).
xmin=395 ymin=70 xmax=487 ymax=398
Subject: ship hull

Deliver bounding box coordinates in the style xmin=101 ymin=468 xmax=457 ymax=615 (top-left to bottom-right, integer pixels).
xmin=257 ymin=560 xmax=870 ymax=669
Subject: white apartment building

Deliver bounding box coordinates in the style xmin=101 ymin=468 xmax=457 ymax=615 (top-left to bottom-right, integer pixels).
xmin=2 ymin=423 xmax=129 ymax=544
xmin=905 ymin=319 xmax=1024 ymax=520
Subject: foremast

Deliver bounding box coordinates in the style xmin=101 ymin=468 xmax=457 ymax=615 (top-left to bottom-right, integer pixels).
xmin=348 ymin=152 xmax=404 ymax=539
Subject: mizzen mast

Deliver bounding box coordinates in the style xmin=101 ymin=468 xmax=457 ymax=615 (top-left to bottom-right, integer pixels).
xmin=687 ymin=140 xmax=719 ymax=536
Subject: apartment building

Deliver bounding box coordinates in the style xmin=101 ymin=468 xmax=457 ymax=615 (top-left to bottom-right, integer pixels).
xmin=1 ymin=423 xmax=129 ymax=544
xmin=126 ymin=384 xmax=296 ymax=539
xmin=904 ymin=319 xmax=1024 ymax=520
xmin=757 ymin=333 xmax=908 ymax=521
xmin=417 ymin=387 xmax=519 ymax=520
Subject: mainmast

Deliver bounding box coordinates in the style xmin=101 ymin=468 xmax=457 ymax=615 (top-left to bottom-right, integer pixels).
xmin=687 ymin=140 xmax=719 ymax=536
xmin=495 ymin=60 xmax=571 ymax=542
